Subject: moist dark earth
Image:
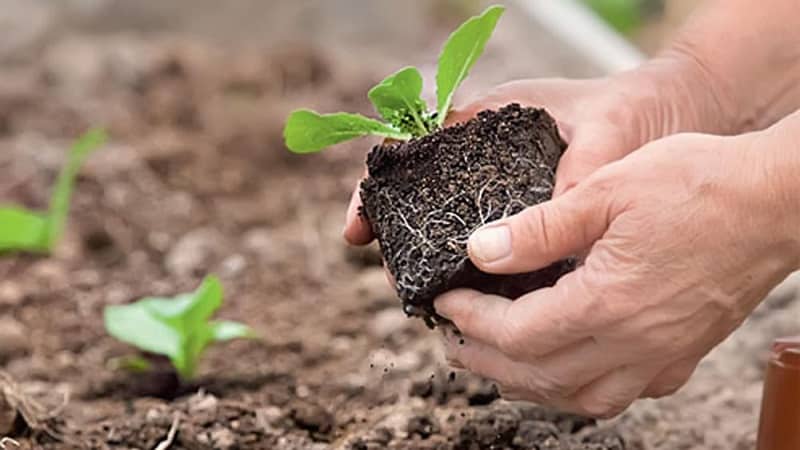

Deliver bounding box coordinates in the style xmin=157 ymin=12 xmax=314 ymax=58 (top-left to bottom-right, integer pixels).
xmin=361 ymin=104 xmax=574 ymax=325
xmin=0 ymin=6 xmax=797 ymax=450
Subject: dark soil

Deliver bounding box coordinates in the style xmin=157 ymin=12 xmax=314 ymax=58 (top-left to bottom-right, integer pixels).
xmin=361 ymin=104 xmax=575 ymax=325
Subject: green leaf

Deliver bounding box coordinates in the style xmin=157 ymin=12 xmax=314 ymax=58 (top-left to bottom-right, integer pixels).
xmin=582 ymin=0 xmax=644 ymax=34
xmin=211 ymin=321 xmax=256 ymax=341
xmin=45 ymin=128 xmax=107 ymax=249
xmin=0 ymin=128 xmax=105 ymax=255
xmin=107 ymin=355 xmax=153 ymax=374
xmin=105 ymin=301 xmax=184 ymax=359
xmin=103 ymin=275 xmax=251 ymax=381
xmin=435 ymin=5 xmax=504 ymax=125
xmin=283 ymin=109 xmax=411 ymax=153
xmin=180 ymin=275 xmax=224 ymax=326
xmin=368 ymin=67 xmax=432 ymax=136
xmin=0 ymin=207 xmax=49 ymax=253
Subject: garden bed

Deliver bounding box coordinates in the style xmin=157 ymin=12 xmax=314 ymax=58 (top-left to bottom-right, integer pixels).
xmin=0 ymin=6 xmax=796 ymax=449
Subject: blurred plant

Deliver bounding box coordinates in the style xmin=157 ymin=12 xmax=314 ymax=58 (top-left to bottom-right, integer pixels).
xmin=283 ymin=5 xmax=504 ymax=153
xmin=582 ymin=0 xmax=663 ymax=35
xmin=0 ymin=128 xmax=106 ymax=254
xmin=104 ymin=275 xmax=255 ymax=381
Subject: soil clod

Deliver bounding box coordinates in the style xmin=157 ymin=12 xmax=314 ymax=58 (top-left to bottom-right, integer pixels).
xmin=361 ymin=104 xmax=575 ymax=324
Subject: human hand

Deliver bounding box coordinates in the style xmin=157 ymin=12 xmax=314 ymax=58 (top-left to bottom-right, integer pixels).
xmin=435 ymin=129 xmax=800 ymax=418
xmin=343 ymin=74 xmax=669 ymax=245
xmin=344 ymin=54 xmax=722 ymax=245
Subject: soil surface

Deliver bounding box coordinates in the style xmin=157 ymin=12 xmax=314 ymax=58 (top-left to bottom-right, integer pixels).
xmin=0 ymin=3 xmax=797 ymax=449
xmin=361 ymin=105 xmax=573 ymax=325
xmin=0 ymin=35 xmax=630 ymax=450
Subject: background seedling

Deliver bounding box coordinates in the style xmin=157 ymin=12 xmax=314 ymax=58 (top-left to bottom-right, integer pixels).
xmin=283 ymin=5 xmax=504 ymax=153
xmin=104 ymin=275 xmax=255 ymax=381
xmin=0 ymin=128 xmax=107 ymax=254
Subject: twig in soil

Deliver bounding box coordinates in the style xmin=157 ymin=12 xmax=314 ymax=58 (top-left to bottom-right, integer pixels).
xmin=0 ymin=437 xmax=19 ymax=449
xmin=0 ymin=371 xmax=65 ymax=441
xmin=153 ymin=414 xmax=180 ymax=450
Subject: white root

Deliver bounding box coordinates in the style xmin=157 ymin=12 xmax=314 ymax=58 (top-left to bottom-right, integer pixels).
xmin=0 ymin=438 xmax=19 ymax=449
xmin=153 ymin=414 xmax=180 ymax=450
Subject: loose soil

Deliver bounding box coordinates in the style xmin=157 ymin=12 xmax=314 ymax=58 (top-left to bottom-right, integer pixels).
xmin=361 ymin=104 xmax=574 ymax=325
xmin=0 ymin=6 xmax=797 ymax=450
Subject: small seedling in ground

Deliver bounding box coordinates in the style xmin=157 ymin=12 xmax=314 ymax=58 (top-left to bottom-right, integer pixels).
xmin=283 ymin=5 xmax=504 ymax=152
xmin=0 ymin=128 xmax=107 ymax=254
xmin=283 ymin=5 xmax=574 ymax=326
xmin=104 ymin=275 xmax=255 ymax=381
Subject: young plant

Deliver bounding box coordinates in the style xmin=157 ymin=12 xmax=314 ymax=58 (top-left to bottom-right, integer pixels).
xmin=283 ymin=5 xmax=504 ymax=153
xmin=104 ymin=275 xmax=255 ymax=381
xmin=0 ymin=128 xmax=107 ymax=254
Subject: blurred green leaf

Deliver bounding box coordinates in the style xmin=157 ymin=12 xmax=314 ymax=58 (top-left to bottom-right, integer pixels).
xmin=104 ymin=275 xmax=255 ymax=381
xmin=108 ymin=355 xmax=153 ymax=374
xmin=0 ymin=128 xmax=106 ymax=254
xmin=582 ymin=0 xmax=646 ymax=35
xmin=0 ymin=207 xmax=49 ymax=253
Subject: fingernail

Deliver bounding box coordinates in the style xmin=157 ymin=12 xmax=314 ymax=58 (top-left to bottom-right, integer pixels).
xmin=469 ymin=225 xmax=512 ymax=263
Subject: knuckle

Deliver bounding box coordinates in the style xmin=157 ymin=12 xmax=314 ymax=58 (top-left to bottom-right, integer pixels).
xmin=513 ymin=205 xmax=559 ymax=260
xmin=451 ymin=295 xmax=482 ymax=333
xmin=647 ymin=382 xmax=681 ymax=398
xmin=646 ymin=365 xmax=695 ymax=398
xmin=496 ymin=314 xmax=528 ymax=359
xmin=577 ymin=396 xmax=627 ymax=419
xmin=524 ymin=369 xmax=573 ymax=400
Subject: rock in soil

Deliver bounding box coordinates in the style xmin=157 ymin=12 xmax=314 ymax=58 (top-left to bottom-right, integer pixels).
xmin=361 ymin=104 xmax=575 ymax=325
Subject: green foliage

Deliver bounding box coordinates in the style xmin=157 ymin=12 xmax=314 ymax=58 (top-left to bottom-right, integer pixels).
xmin=582 ymin=0 xmax=646 ymax=35
xmin=0 ymin=128 xmax=107 ymax=254
xmin=368 ymin=67 xmax=435 ymax=137
xmin=435 ymin=5 xmax=504 ymax=125
xmin=104 ymin=275 xmax=255 ymax=381
xmin=283 ymin=5 xmax=504 ymax=153
xmin=284 ymin=110 xmax=411 ymax=153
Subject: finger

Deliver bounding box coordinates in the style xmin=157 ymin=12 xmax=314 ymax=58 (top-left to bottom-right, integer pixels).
xmin=467 ymin=177 xmax=615 ymax=274
xmin=446 ymin=333 xmax=625 ymax=399
xmin=641 ymin=357 xmax=698 ymax=398
xmin=553 ymin=128 xmax=624 ymax=197
xmin=568 ymin=364 xmax=659 ymax=418
xmin=383 ymin=262 xmax=396 ymax=288
xmin=343 ymin=179 xmax=374 ymax=245
xmin=435 ymin=270 xmax=606 ymax=359
xmin=441 ymin=331 xmax=550 ymax=404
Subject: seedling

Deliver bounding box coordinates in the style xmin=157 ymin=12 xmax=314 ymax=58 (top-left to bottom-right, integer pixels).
xmin=104 ymin=275 xmax=255 ymax=381
xmin=283 ymin=5 xmax=504 ymax=153
xmin=0 ymin=128 xmax=107 ymax=254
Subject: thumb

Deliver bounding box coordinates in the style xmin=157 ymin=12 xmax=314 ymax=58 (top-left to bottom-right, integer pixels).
xmin=468 ymin=180 xmax=614 ymax=274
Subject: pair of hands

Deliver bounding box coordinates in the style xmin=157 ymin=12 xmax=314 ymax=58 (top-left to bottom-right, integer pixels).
xmin=345 ymin=76 xmax=800 ymax=418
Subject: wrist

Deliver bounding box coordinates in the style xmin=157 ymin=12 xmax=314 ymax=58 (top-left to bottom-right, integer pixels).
xmin=606 ymin=51 xmax=736 ymax=146
xmin=751 ymin=114 xmax=800 ymax=269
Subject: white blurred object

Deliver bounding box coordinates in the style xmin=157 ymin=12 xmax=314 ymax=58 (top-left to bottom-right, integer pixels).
xmin=512 ymin=0 xmax=646 ymax=73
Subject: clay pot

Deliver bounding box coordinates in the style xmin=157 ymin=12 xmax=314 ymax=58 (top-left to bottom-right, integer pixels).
xmin=756 ymin=337 xmax=800 ymax=450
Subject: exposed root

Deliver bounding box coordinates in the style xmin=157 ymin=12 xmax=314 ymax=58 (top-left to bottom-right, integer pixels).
xmin=153 ymin=414 xmax=180 ymax=450
xmin=0 ymin=437 xmax=20 ymax=449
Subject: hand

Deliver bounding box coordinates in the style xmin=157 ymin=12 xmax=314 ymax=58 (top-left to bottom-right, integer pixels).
xmin=344 ymin=65 xmax=704 ymax=245
xmin=435 ymin=130 xmax=800 ymax=418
